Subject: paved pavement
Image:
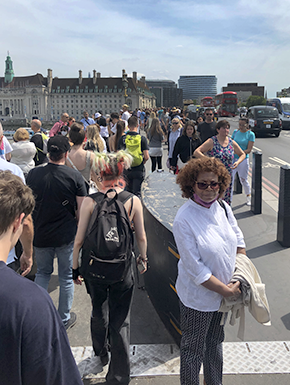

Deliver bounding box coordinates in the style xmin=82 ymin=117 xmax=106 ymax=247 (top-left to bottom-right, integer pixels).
xmin=47 ymin=140 xmax=290 ymax=384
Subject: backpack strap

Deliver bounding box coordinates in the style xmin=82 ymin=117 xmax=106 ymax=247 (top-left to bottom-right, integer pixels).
xmin=67 ymin=156 xmax=90 ymax=187
xmin=89 ymin=190 xmax=133 ymax=211
xmin=118 ymin=191 xmax=134 ymax=219
xmin=218 ymin=199 xmax=228 ymax=219
xmin=88 ymin=190 xmax=134 ymax=232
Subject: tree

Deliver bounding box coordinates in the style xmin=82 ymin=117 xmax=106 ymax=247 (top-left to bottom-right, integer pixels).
xmin=246 ymin=95 xmax=266 ymax=108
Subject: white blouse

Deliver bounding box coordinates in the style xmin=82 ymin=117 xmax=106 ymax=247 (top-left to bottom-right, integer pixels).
xmin=173 ymin=199 xmax=245 ymax=312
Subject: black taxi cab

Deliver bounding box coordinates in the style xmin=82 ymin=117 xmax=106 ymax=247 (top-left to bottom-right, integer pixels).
xmin=247 ymin=105 xmax=282 ymax=137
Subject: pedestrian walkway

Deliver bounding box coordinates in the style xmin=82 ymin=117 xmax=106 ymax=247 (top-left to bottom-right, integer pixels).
xmin=49 ymin=139 xmax=290 ymax=384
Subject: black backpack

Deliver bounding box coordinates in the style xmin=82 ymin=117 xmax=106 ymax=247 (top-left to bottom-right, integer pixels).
xmin=79 ymin=189 xmax=134 ymax=283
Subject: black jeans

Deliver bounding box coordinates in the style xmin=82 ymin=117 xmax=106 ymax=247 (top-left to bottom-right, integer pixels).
xmin=124 ymin=168 xmax=145 ymax=198
xmin=85 ymin=268 xmax=134 ymax=385
xmin=150 ymin=156 xmax=162 ymax=172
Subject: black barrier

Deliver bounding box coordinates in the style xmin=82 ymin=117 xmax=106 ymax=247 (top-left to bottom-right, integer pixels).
xmin=234 ymin=173 xmax=243 ymax=194
xmin=277 ymin=165 xmax=290 ymax=247
xmin=141 ymin=172 xmax=184 ymax=346
xmin=251 ymin=151 xmax=262 ymax=214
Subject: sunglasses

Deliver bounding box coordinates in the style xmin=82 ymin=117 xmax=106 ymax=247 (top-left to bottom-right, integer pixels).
xmin=172 ymin=122 xmax=179 ymax=125
xmin=205 ymin=113 xmax=213 ymax=116
xmin=196 ymin=181 xmax=220 ymax=190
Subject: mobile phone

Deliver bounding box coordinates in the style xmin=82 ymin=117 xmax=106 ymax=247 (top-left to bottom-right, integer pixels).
xmin=137 ymin=259 xmax=146 ymax=273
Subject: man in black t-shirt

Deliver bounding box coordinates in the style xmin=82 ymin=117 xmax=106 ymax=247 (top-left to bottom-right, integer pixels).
xmin=30 ymin=119 xmax=48 ymax=166
xmin=27 ymin=136 xmax=87 ymax=330
xmin=197 ymin=107 xmax=216 ymax=143
xmin=118 ymin=116 xmax=149 ymax=197
xmin=0 ymin=171 xmax=83 ymax=385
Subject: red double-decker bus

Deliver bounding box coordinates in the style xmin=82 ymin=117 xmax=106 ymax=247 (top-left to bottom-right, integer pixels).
xmin=200 ymin=96 xmax=215 ymax=107
xmin=214 ymin=92 xmax=238 ymax=117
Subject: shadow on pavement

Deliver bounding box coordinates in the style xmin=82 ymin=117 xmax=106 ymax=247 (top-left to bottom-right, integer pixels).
xmin=247 ymin=240 xmax=285 ymax=259
xmin=234 ymin=210 xmax=255 ymax=220
xmin=281 ymin=313 xmax=290 ymax=331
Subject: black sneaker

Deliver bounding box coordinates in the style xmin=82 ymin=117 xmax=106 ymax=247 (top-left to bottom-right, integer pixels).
xmin=64 ymin=312 xmax=77 ymax=331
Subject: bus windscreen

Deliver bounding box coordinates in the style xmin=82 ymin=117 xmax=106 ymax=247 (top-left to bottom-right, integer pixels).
xmin=282 ymin=103 xmax=290 ymax=113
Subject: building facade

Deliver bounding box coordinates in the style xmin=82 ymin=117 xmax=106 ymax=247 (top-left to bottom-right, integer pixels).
xmin=277 ymin=87 xmax=290 ymax=97
xmin=178 ymin=75 xmax=217 ymax=101
xmin=222 ymin=83 xmax=265 ymax=102
xmin=145 ymin=79 xmax=183 ymax=107
xmin=0 ymin=55 xmax=155 ymax=121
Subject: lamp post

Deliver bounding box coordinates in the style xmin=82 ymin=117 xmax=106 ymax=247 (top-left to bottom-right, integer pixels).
xmin=122 ymin=70 xmax=128 ymax=104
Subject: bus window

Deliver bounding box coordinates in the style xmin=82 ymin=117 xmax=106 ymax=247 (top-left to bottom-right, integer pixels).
xmin=281 ymin=102 xmax=290 ymax=113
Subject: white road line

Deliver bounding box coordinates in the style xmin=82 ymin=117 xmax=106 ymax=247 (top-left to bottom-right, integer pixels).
xmin=253 ymin=145 xmax=262 ymax=152
xmin=269 ymin=157 xmax=290 ymax=166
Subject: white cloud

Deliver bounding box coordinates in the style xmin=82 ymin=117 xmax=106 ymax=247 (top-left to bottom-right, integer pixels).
xmin=1 ymin=0 xmax=289 ymax=96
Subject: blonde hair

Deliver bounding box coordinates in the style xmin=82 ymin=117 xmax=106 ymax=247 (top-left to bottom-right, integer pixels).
xmin=86 ymin=124 xmax=104 ymax=152
xmin=13 ymin=128 xmax=29 ymax=142
xmin=93 ymin=150 xmax=133 ymax=182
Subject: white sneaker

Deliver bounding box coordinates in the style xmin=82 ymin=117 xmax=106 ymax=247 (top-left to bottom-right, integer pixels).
xmin=246 ymin=196 xmax=251 ymax=206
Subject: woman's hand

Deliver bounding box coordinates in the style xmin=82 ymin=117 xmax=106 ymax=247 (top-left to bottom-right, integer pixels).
xmin=225 ymin=281 xmax=241 ymax=298
xmin=72 ymin=268 xmax=83 ymax=285
xmin=137 ymin=255 xmax=148 ymax=274
xmin=231 ymin=161 xmax=239 ymax=169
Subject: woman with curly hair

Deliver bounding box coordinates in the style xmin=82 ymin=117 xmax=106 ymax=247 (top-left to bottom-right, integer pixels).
xmin=173 ymin=157 xmax=246 ymax=385
xmin=72 ymin=150 xmax=147 ymax=385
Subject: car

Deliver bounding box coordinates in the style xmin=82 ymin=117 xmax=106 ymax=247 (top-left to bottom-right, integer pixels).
xmin=4 ymin=128 xmax=34 ymax=141
xmin=3 ymin=130 xmax=15 ymax=140
xmin=266 ymin=98 xmax=290 ymax=130
xmin=247 ymin=106 xmax=282 ymax=137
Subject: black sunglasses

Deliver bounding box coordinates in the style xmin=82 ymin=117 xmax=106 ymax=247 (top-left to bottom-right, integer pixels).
xmin=196 ymin=181 xmax=220 ymax=190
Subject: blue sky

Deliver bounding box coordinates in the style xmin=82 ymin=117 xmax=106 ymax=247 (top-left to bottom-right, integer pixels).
xmin=2 ymin=0 xmax=289 ymax=97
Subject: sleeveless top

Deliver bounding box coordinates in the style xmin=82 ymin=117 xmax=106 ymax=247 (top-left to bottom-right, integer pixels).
xmin=208 ymin=136 xmax=234 ymax=204
xmin=67 ymin=151 xmax=91 ymax=183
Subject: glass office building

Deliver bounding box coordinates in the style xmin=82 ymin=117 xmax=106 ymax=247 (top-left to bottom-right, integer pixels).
xmin=178 ymin=75 xmax=217 ymax=100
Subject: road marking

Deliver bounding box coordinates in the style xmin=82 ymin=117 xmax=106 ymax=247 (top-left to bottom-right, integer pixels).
xmin=261 ymin=182 xmax=279 ymax=198
xmin=262 ymin=176 xmax=279 ymax=191
xmin=249 ymin=170 xmax=279 ymax=198
xmin=269 ymin=157 xmax=290 ymax=166
xmin=253 ymin=145 xmax=262 ymax=152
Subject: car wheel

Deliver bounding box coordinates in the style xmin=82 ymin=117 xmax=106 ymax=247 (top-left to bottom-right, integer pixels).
xmin=274 ymin=132 xmax=280 ymax=137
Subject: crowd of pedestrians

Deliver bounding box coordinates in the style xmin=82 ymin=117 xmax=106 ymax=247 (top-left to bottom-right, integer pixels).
xmin=0 ymin=104 xmax=256 ymax=385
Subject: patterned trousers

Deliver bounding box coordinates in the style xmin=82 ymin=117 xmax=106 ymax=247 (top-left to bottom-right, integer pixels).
xmin=180 ymin=302 xmax=224 ymax=385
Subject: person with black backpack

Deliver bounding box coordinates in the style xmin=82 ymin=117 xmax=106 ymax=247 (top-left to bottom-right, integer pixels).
xmin=72 ymin=150 xmax=147 ymax=384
